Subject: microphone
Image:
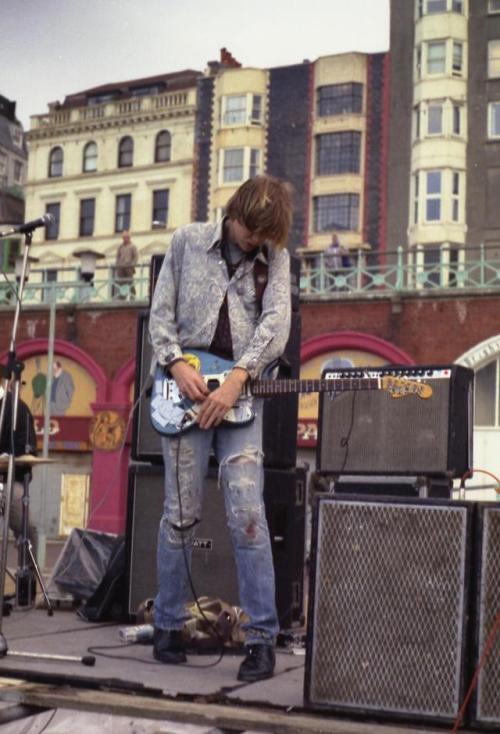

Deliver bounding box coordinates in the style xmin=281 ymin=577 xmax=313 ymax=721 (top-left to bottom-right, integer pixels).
xmin=13 ymin=213 xmax=55 ymax=234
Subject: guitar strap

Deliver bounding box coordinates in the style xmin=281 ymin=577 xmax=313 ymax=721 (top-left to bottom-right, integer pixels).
xmin=253 ymin=246 xmax=269 ymax=312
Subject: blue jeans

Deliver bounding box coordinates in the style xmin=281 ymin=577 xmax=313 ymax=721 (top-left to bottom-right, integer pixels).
xmin=154 ymin=398 xmax=279 ymax=645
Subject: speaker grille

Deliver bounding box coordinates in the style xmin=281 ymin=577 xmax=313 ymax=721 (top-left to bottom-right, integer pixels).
xmin=474 ymin=505 xmax=500 ymax=726
xmin=317 ymin=366 xmax=473 ymax=476
xmin=305 ymin=497 xmax=471 ymax=722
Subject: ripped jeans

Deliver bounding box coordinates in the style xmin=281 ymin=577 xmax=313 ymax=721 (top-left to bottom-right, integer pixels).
xmin=154 ymin=398 xmax=279 ymax=645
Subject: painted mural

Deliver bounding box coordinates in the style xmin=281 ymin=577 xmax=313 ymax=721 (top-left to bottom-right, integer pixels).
xmin=20 ymin=355 xmax=97 ymax=451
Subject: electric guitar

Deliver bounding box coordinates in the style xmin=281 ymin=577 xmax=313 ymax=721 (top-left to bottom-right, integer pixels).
xmin=150 ymin=350 xmax=433 ymax=437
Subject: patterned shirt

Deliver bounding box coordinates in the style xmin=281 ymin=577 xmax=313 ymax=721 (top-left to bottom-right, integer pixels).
xmin=149 ymin=219 xmax=291 ymax=379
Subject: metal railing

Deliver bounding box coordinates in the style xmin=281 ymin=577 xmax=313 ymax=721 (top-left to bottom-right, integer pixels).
xmin=300 ymin=244 xmax=500 ymax=298
xmin=1 ymin=244 xmax=500 ymax=308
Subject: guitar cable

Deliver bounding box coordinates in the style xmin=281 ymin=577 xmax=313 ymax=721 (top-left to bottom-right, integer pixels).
xmin=172 ymin=433 xmax=228 ymax=666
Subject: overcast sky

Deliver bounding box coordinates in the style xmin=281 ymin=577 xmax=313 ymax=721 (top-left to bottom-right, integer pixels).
xmin=1 ymin=0 xmax=390 ymax=130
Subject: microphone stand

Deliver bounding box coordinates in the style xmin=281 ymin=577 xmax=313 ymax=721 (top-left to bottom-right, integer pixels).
xmin=0 ymin=229 xmax=94 ymax=667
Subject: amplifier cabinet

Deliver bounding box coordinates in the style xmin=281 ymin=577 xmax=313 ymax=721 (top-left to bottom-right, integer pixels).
xmin=304 ymin=494 xmax=473 ymax=725
xmin=470 ymin=503 xmax=500 ymax=730
xmin=317 ymin=364 xmax=473 ymax=477
xmin=125 ymin=463 xmax=306 ymax=630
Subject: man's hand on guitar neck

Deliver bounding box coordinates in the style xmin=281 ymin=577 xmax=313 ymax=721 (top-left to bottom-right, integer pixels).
xmin=196 ymin=367 xmax=249 ymax=430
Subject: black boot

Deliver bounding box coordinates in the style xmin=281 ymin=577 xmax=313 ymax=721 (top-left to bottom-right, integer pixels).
xmin=153 ymin=628 xmax=187 ymax=664
xmin=237 ymin=644 xmax=275 ymax=682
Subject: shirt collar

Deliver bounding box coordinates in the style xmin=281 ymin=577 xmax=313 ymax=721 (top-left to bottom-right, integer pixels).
xmin=207 ymin=217 xmax=269 ymax=264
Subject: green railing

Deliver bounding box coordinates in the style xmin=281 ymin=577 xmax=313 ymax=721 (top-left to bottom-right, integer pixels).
xmin=300 ymin=244 xmax=500 ymax=298
xmin=1 ymin=245 xmax=500 ymax=308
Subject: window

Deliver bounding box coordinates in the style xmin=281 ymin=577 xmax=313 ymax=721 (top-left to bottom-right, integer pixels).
xmin=416 ymin=46 xmax=422 ymax=79
xmin=317 ymin=83 xmax=363 ymax=116
xmin=249 ymin=149 xmax=260 ymax=178
xmin=223 ymin=149 xmax=244 ymax=182
xmin=313 ymin=194 xmax=359 ymax=232
xmin=118 ymin=136 xmax=133 ymax=167
xmin=451 ymin=171 xmax=460 ymax=222
xmin=453 ymin=104 xmax=462 ymax=135
xmin=413 ymin=174 xmax=419 ymax=224
xmin=488 ymin=40 xmax=500 ymax=78
xmin=79 ymin=198 xmax=95 ymax=236
xmin=452 ymin=42 xmax=463 ymax=75
xmin=489 ymin=0 xmax=500 ymax=13
xmin=223 ymin=96 xmax=247 ymax=125
xmin=45 ymin=203 xmax=60 ymax=240
xmin=316 ymin=131 xmax=361 ymax=175
xmin=115 ymin=194 xmax=131 ymax=232
xmin=152 ymin=189 xmax=169 ymax=226
xmin=474 ymin=360 xmax=498 ymax=427
xmin=155 ymin=130 xmax=171 ymax=162
xmin=426 ymin=171 xmax=442 ymax=221
xmin=83 ymin=142 xmax=97 ymax=172
xmin=251 ymin=95 xmax=262 ymax=123
xmin=489 ymin=102 xmax=500 ymax=138
xmin=427 ymin=42 xmax=446 ymax=74
xmin=420 ymin=0 xmax=463 ymax=12
xmin=427 ymin=0 xmax=447 ymax=12
xmin=414 ymin=105 xmax=421 ymax=138
xmin=221 ymin=94 xmax=263 ymax=126
xmin=13 ymin=160 xmax=23 ymax=183
xmin=428 ymin=103 xmax=443 ymax=134
xmin=48 ymin=146 xmax=63 ymax=177
xmin=42 ymin=269 xmax=58 ymax=303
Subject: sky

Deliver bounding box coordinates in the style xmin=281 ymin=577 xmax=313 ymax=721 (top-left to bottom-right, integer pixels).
xmin=1 ymin=0 xmax=390 ymax=130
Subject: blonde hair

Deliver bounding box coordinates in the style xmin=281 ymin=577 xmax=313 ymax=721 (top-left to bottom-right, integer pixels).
xmin=225 ymin=175 xmax=293 ymax=249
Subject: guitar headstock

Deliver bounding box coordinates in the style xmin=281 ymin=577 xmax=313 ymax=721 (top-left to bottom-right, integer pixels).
xmin=381 ymin=376 xmax=433 ymax=399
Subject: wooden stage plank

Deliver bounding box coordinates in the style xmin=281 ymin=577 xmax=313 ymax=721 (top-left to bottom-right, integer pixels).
xmin=0 ymin=678 xmax=473 ymax=734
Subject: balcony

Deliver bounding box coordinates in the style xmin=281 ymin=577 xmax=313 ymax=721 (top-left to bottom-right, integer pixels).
xmin=29 ymin=91 xmax=194 ymax=133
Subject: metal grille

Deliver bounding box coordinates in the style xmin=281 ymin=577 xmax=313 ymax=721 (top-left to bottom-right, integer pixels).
xmin=319 ymin=378 xmax=451 ymax=474
xmin=476 ymin=506 xmax=500 ymax=725
xmin=307 ymin=498 xmax=469 ymax=721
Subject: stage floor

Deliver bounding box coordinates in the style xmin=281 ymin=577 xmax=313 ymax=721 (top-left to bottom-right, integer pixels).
xmin=0 ymin=606 xmax=477 ymax=734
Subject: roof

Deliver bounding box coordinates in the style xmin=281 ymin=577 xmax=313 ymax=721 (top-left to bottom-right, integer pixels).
xmin=59 ymin=69 xmax=202 ymax=110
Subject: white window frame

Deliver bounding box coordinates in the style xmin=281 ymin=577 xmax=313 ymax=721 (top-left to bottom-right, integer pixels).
xmin=488 ymin=101 xmax=500 ymax=138
xmin=425 ymin=170 xmax=442 ymax=222
xmin=488 ymin=40 xmax=500 ymax=78
xmin=413 ymin=173 xmax=419 ymax=224
xmin=451 ymin=171 xmax=460 ymax=222
xmin=221 ymin=93 xmax=263 ymax=127
xmin=219 ymin=147 xmax=263 ymax=184
xmin=489 ymin=0 xmax=500 ymax=14
xmin=427 ymin=102 xmax=444 ymax=135
xmin=426 ymin=41 xmax=446 ymax=75
xmin=452 ymin=41 xmax=464 ymax=76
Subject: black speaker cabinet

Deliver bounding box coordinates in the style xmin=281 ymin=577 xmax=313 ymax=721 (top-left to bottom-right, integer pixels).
xmin=317 ymin=364 xmax=473 ymax=477
xmin=125 ymin=463 xmax=306 ymax=630
xmin=304 ymin=494 xmax=473 ymax=725
xmin=132 ymin=311 xmax=300 ymax=468
xmin=471 ymin=503 xmax=500 ymax=730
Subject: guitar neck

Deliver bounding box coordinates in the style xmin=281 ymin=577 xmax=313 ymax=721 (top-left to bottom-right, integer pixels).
xmin=251 ymin=377 xmax=381 ymax=397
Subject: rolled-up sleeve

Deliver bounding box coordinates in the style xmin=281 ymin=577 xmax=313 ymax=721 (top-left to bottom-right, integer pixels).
xmin=234 ymin=247 xmax=291 ymax=379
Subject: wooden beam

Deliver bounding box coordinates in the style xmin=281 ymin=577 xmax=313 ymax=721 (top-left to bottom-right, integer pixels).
xmin=0 ymin=678 xmax=472 ymax=734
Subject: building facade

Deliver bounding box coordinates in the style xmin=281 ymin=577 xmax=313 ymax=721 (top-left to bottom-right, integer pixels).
xmin=24 ymin=70 xmax=201 ymax=277
xmin=387 ymin=0 xmax=500 ymax=494
xmin=0 ymin=94 xmax=26 ymax=269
